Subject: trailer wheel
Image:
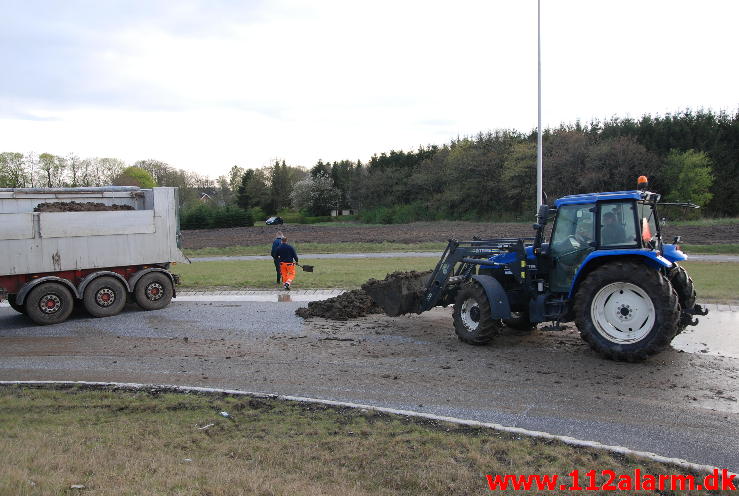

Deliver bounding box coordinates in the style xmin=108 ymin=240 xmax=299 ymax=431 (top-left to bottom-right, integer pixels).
xmin=452 ymin=281 xmax=502 ymax=345
xmin=135 ymin=272 xmax=173 ymax=311
xmin=503 ymin=312 xmax=536 ymax=332
xmin=25 ymin=282 xmax=74 ymax=325
xmin=84 ymin=276 xmax=127 ymax=318
xmin=7 ymin=295 xmax=26 ymax=314
xmin=574 ymin=261 xmax=679 ymax=362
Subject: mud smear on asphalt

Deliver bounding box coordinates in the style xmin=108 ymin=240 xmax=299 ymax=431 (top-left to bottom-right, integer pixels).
xmin=34 ymin=201 xmax=135 ymax=212
xmin=295 ymin=271 xmax=431 ymax=321
xmin=295 ymin=289 xmax=382 ymax=321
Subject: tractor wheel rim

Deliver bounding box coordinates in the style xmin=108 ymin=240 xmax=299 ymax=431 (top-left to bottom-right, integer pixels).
xmin=460 ymin=297 xmax=480 ymax=331
xmin=39 ymin=294 xmax=61 ymax=314
xmin=96 ymin=288 xmax=115 ymax=307
xmin=591 ymin=282 xmax=655 ymax=344
xmin=146 ymin=282 xmax=164 ymax=301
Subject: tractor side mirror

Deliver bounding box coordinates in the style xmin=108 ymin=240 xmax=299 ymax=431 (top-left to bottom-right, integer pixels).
xmin=537 ymin=204 xmax=550 ymax=223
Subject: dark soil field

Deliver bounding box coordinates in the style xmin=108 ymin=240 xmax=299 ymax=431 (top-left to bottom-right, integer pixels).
xmin=182 ymin=221 xmax=738 ymax=249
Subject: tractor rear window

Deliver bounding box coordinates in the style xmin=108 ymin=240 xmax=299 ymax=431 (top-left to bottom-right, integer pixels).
xmin=637 ymin=202 xmax=657 ymax=246
xmin=600 ymin=202 xmax=638 ymax=247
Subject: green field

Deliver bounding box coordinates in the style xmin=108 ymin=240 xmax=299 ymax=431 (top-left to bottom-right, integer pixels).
xmin=0 ymin=386 xmax=711 ymax=496
xmin=175 ymin=257 xmax=738 ymax=301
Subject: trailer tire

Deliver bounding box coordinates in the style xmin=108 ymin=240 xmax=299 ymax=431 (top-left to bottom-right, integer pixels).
xmin=25 ymin=282 xmax=74 ymax=325
xmin=8 ymin=295 xmax=26 ymax=314
xmin=503 ymin=312 xmax=536 ymax=332
xmin=84 ymin=276 xmax=127 ymax=318
xmin=574 ymin=261 xmax=679 ymax=362
xmin=452 ymin=281 xmax=502 ymax=345
xmin=135 ymin=272 xmax=173 ymax=311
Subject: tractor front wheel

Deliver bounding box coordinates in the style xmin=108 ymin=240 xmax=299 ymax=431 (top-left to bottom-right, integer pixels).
xmin=669 ymin=265 xmax=697 ymax=334
xmin=574 ymin=261 xmax=679 ymax=361
xmin=452 ymin=281 xmax=502 ymax=345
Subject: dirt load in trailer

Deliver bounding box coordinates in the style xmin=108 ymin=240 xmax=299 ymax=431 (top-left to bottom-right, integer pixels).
xmin=0 ymin=186 xmax=188 ymax=325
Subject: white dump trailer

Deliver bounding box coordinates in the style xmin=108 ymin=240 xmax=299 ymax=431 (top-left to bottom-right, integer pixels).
xmin=0 ymin=187 xmax=188 ymax=325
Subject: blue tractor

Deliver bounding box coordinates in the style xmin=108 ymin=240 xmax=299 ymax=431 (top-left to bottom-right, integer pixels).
xmin=364 ymin=178 xmax=707 ymax=361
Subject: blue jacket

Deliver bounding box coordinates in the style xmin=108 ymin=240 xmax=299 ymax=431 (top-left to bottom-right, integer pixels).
xmin=274 ymin=243 xmax=299 ymax=264
xmin=271 ymin=238 xmax=282 ymax=258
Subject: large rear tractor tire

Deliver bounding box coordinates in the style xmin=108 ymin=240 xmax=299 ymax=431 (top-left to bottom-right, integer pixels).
xmin=574 ymin=261 xmax=679 ymax=361
xmin=25 ymin=282 xmax=75 ymax=325
xmin=135 ymin=272 xmax=174 ymax=311
xmin=8 ymin=295 xmax=26 ymax=314
xmin=452 ymin=281 xmax=502 ymax=345
xmin=84 ymin=276 xmax=127 ymax=318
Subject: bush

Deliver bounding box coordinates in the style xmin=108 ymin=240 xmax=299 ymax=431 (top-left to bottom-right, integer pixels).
xmin=358 ymin=202 xmax=438 ymax=224
xmin=181 ymin=204 xmax=254 ymax=230
xmin=303 ymin=216 xmax=332 ymax=223
xmin=249 ymin=206 xmax=267 ymax=224
xmin=277 ymin=208 xmax=306 ymax=224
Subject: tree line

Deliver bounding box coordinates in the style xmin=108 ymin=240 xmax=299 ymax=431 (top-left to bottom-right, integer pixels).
xmin=2 ymin=109 xmax=736 ymax=226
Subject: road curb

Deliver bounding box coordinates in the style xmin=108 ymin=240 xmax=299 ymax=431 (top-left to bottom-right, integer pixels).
xmin=2 ymin=380 xmax=735 ymax=476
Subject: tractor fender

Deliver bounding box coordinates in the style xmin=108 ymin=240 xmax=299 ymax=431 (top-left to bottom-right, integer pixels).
xmin=16 ymin=276 xmax=80 ymax=305
xmin=78 ymin=271 xmax=132 ymax=297
xmin=470 ymin=275 xmax=511 ymax=319
xmin=128 ymin=268 xmax=177 ymax=297
xmin=662 ymin=243 xmax=688 ymax=263
xmin=568 ymin=250 xmax=673 ymax=298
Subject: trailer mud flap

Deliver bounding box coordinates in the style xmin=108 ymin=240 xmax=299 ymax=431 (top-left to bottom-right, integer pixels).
xmin=470 ymin=275 xmax=511 ymax=319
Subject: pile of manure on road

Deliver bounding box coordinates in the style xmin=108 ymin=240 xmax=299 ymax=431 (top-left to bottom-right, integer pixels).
xmin=295 ymin=270 xmax=432 ymax=321
xmin=295 ymin=289 xmax=382 ymax=321
xmin=361 ymin=270 xmax=432 ymax=317
xmin=34 ymin=201 xmax=135 ymax=212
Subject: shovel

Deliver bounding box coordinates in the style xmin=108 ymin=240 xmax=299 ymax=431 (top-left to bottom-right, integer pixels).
xmin=298 ymin=263 xmax=314 ymax=272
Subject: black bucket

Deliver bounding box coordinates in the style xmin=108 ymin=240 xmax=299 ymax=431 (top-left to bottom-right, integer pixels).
xmin=361 ymin=271 xmax=431 ymax=316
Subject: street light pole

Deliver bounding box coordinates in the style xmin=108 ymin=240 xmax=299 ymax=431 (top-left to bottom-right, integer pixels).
xmin=536 ymin=0 xmax=543 ymax=209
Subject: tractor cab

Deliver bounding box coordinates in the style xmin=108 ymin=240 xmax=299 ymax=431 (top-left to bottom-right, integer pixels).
xmin=544 ymin=190 xmax=662 ymax=293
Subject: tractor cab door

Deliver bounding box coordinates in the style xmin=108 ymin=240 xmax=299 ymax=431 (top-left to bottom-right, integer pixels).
xmin=548 ymin=203 xmax=596 ymax=292
xmin=599 ymin=200 xmax=639 ymax=248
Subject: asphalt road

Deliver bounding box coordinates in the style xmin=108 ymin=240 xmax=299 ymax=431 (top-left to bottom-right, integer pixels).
xmin=1 ymin=301 xmax=737 ymax=472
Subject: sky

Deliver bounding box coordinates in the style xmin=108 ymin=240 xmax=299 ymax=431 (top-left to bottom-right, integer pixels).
xmin=1 ymin=0 xmax=737 ymax=178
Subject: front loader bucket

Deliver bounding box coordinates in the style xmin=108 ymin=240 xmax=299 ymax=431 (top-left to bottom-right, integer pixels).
xmin=361 ymin=271 xmax=431 ymax=317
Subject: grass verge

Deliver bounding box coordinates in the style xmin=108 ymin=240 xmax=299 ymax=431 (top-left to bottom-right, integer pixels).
xmin=668 ymin=217 xmax=739 ymax=227
xmin=0 ymin=385 xmax=714 ymax=496
xmin=175 ymin=258 xmax=739 ymax=301
xmin=680 ymin=261 xmax=739 ymax=302
xmin=176 ymin=257 xmax=437 ymax=289
xmin=682 ymin=244 xmax=739 ymax=255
